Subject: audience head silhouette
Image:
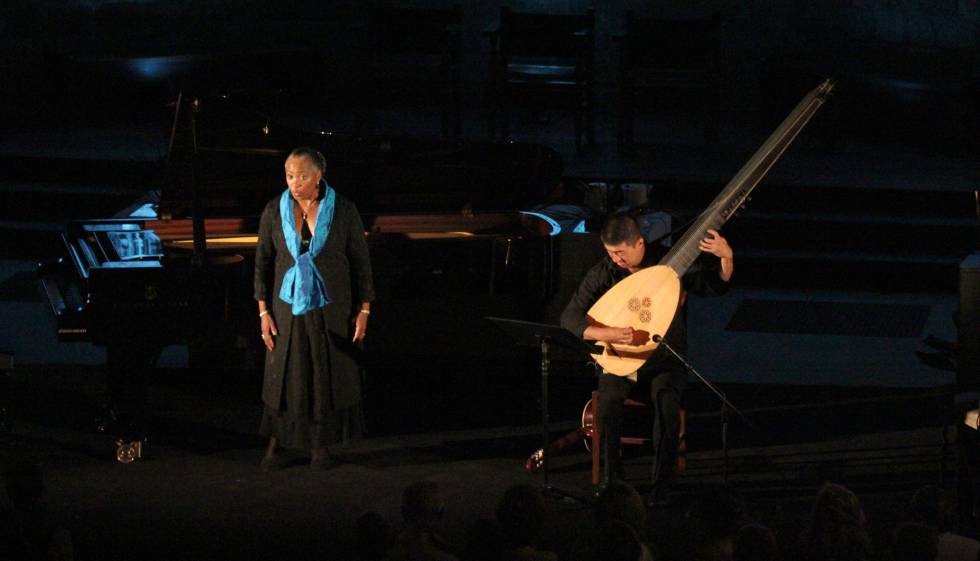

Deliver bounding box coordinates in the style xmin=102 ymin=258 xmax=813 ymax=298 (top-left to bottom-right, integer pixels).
xmin=909 ymin=484 xmax=953 ymax=531
xmin=495 ymin=484 xmax=546 ymax=548
xmin=806 ymin=482 xmax=871 ymax=561
xmin=734 ymin=523 xmax=777 ymax=561
xmin=401 ymin=480 xmax=446 ymax=532
xmin=596 ymin=480 xmax=646 ymax=537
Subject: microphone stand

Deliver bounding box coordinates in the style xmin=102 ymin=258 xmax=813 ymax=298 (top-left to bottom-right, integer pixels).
xmin=653 ymin=335 xmax=753 ymax=483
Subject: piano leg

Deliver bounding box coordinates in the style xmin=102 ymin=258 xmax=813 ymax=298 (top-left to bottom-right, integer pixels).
xmin=99 ymin=343 xmax=161 ymax=460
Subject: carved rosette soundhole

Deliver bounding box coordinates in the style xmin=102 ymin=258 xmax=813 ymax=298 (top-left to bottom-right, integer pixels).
xmin=628 ymin=298 xmax=641 ymax=312
xmin=642 ymin=297 xmax=652 ymax=308
xmin=639 ymin=310 xmax=651 ymax=323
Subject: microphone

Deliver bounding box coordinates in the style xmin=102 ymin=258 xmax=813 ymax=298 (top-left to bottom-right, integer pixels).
xmin=652 ymin=334 xmax=663 ymax=343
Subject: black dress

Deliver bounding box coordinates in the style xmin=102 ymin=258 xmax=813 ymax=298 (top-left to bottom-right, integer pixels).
xmin=254 ymin=194 xmax=375 ymax=450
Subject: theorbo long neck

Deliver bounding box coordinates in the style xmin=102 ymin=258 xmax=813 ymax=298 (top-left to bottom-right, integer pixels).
xmin=660 ymin=79 xmax=835 ymax=275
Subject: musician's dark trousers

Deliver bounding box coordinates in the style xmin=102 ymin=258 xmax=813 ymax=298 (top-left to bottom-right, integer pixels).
xmin=597 ymin=369 xmax=685 ymax=484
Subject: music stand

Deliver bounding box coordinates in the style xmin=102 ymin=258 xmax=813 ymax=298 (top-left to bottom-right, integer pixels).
xmin=487 ymin=316 xmax=595 ymax=500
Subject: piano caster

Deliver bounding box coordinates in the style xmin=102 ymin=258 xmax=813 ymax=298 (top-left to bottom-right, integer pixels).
xmin=115 ymin=439 xmax=145 ymax=464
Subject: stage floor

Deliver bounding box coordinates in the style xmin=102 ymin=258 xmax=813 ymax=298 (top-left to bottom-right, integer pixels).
xmin=0 ymin=362 xmax=963 ymax=561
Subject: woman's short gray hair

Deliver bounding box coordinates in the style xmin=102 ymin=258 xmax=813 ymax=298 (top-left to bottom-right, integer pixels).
xmin=287 ymin=147 xmax=327 ymax=174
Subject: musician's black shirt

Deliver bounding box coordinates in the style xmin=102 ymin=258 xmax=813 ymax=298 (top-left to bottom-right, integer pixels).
xmin=560 ymin=243 xmax=729 ymax=374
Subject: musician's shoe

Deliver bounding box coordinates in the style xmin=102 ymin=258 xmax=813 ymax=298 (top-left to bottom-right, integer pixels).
xmin=260 ymin=453 xmax=286 ymax=472
xmin=645 ymin=480 xmax=672 ymax=509
xmin=593 ymin=466 xmax=628 ymax=498
xmin=310 ymin=447 xmax=336 ymax=470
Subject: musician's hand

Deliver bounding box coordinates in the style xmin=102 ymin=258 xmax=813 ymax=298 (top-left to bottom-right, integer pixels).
xmin=700 ymin=229 xmax=733 ymax=259
xmin=352 ymin=311 xmax=368 ymax=343
xmin=261 ymin=314 xmax=277 ymax=351
xmin=606 ymin=326 xmax=635 ymax=345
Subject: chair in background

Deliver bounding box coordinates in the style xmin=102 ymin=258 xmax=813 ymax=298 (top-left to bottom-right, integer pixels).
xmin=486 ymin=6 xmax=596 ymax=150
xmin=617 ymin=12 xmax=721 ymax=152
xmin=366 ymin=4 xmax=462 ymax=137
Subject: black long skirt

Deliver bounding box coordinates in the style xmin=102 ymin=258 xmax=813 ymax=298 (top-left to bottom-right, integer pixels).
xmin=258 ymin=311 xmax=364 ymax=450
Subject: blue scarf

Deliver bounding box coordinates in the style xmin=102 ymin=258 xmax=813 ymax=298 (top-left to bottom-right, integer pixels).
xmin=278 ymin=181 xmax=336 ymax=315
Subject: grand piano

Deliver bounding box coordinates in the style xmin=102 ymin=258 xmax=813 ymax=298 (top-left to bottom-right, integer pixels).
xmin=39 ymin=126 xmax=565 ymax=349
xmin=41 ymin=114 xmax=570 ymax=335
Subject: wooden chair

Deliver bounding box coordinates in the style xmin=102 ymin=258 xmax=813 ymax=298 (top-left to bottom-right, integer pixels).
xmin=486 ymin=7 xmax=596 ymax=150
xmin=617 ymin=12 xmax=721 ymax=151
xmin=586 ymin=390 xmax=687 ymax=486
xmin=366 ymin=4 xmax=462 ymax=137
xmin=524 ymin=390 xmax=687 ymax=488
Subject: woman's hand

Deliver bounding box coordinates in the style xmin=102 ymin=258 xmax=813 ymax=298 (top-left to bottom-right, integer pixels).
xmin=352 ymin=310 xmax=369 ymax=343
xmin=260 ymin=313 xmax=278 ymax=351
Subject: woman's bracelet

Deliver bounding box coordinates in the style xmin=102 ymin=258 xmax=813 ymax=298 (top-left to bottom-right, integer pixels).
xmin=359 ymin=309 xmax=370 ymax=315
xmin=259 ymin=310 xmax=270 ymax=318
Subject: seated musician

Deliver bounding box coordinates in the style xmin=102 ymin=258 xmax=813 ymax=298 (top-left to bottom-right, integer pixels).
xmin=560 ymin=212 xmax=733 ymax=501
